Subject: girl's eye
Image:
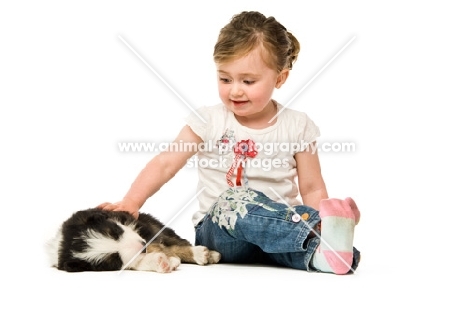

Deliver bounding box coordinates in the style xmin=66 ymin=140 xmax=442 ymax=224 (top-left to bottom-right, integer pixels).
xmin=244 ymin=80 xmax=255 ymax=85
xmin=219 ymin=78 xmax=231 ymax=83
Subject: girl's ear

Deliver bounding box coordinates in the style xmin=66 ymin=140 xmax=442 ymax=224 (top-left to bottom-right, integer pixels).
xmin=275 ymin=69 xmax=290 ymax=89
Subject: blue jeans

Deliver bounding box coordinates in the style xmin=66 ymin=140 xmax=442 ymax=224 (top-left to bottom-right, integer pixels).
xmin=195 ymin=187 xmax=360 ymax=272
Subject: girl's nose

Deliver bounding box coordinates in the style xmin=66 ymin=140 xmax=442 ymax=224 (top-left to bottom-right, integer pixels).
xmin=230 ymin=82 xmax=243 ymax=97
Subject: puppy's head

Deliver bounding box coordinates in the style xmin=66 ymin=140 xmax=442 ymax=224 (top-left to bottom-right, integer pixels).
xmin=57 ymin=209 xmax=147 ymax=271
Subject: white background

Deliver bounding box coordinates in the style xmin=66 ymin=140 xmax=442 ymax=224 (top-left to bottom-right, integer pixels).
xmin=1 ymin=1 xmax=467 ymax=309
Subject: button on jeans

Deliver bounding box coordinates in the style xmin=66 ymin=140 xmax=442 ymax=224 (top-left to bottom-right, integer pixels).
xmin=195 ymin=187 xmax=360 ymax=272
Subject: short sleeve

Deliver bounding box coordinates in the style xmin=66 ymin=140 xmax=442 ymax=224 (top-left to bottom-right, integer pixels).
xmin=298 ymin=113 xmax=321 ymax=152
xmin=185 ymin=107 xmax=210 ymax=141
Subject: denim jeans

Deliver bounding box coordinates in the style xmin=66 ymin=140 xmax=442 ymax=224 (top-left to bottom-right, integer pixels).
xmin=195 ymin=187 xmax=360 ymax=272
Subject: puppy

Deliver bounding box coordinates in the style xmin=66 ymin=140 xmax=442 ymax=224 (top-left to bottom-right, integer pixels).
xmin=46 ymin=208 xmax=220 ymax=273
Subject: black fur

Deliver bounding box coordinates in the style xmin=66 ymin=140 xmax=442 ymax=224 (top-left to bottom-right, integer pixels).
xmin=49 ymin=208 xmax=216 ymax=272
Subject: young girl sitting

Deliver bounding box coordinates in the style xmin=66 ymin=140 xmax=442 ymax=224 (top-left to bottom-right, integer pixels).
xmin=100 ymin=11 xmax=360 ymax=274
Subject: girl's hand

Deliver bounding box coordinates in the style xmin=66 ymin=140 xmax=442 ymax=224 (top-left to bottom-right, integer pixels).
xmin=95 ymin=125 xmax=202 ymax=220
xmin=96 ymin=199 xmax=140 ymax=219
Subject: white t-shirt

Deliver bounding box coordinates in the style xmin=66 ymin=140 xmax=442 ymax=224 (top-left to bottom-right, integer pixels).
xmin=185 ymin=102 xmax=320 ymax=226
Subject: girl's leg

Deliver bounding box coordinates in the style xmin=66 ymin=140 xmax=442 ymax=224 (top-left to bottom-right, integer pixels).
xmin=311 ymin=198 xmax=359 ymax=274
xmin=195 ymin=215 xmax=265 ymax=264
xmin=195 ymin=187 xmax=321 ymax=269
xmin=195 ymin=187 xmax=361 ymax=273
xmin=265 ymin=198 xmax=361 ymax=273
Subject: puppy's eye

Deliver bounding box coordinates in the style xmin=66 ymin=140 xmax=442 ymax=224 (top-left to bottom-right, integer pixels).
xmin=106 ymin=224 xmax=124 ymax=240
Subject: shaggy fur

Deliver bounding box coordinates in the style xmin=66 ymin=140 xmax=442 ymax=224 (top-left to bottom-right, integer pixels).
xmin=46 ymin=208 xmax=220 ymax=273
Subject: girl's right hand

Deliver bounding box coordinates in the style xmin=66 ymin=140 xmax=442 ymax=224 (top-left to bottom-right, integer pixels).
xmin=97 ymin=200 xmax=140 ymax=219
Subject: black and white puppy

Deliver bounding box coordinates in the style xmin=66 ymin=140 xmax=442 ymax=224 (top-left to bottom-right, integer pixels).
xmin=46 ymin=208 xmax=220 ymax=273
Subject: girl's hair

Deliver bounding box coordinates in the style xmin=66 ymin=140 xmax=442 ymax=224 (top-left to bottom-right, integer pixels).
xmin=214 ymin=11 xmax=300 ymax=72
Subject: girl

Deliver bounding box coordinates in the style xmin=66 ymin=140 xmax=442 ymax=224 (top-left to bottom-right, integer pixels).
xmin=100 ymin=11 xmax=360 ymax=274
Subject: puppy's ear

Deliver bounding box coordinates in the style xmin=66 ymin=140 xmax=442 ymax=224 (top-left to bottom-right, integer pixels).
xmin=86 ymin=212 xmax=108 ymax=225
xmin=75 ymin=209 xmax=109 ymax=225
xmin=69 ymin=209 xmax=108 ymax=226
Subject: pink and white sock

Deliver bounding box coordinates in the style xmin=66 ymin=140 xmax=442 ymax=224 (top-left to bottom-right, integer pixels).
xmin=312 ymin=198 xmax=358 ymax=274
xmin=346 ymin=197 xmax=360 ymax=225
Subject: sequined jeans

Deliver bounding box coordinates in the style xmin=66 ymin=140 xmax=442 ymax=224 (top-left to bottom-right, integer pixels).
xmin=195 ymin=187 xmax=360 ymax=272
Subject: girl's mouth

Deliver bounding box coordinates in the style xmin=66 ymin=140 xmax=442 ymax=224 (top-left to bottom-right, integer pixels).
xmin=231 ymin=100 xmax=248 ymax=105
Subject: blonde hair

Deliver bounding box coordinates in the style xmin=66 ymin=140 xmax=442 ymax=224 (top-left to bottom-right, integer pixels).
xmin=214 ymin=11 xmax=300 ymax=72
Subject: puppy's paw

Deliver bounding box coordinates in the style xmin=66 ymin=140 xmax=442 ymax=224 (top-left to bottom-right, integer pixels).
xmin=191 ymin=246 xmax=221 ymax=265
xmin=144 ymin=252 xmax=176 ymax=273
xmin=208 ymin=250 xmax=221 ymax=264
xmin=168 ymin=256 xmax=181 ymax=270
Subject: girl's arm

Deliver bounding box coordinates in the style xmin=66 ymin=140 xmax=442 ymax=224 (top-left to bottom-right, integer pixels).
xmin=99 ymin=125 xmax=202 ymax=217
xmin=295 ymin=143 xmax=328 ymax=210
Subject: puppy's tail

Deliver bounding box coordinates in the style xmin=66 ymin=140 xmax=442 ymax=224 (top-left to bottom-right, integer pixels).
xmin=45 ymin=228 xmax=62 ymax=268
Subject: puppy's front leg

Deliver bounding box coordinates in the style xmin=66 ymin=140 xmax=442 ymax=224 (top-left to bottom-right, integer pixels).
xmin=147 ymin=243 xmax=221 ymax=266
xmin=128 ymin=253 xmax=181 ymax=273
xmin=191 ymin=246 xmax=221 ymax=265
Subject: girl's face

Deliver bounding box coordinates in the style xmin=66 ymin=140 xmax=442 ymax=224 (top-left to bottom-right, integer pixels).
xmin=216 ymin=47 xmax=288 ymax=126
